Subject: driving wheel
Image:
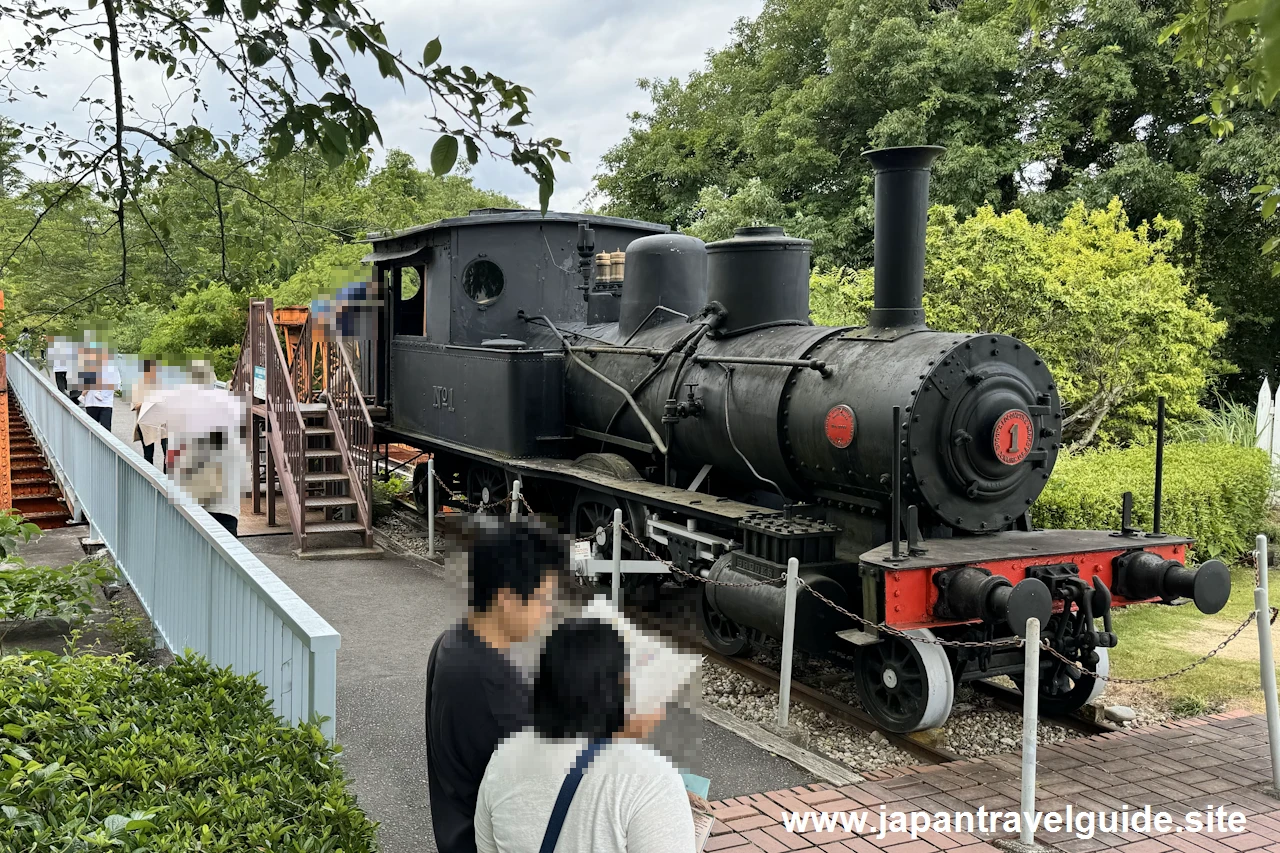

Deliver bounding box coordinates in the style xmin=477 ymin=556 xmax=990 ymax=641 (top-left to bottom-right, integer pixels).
xmin=1013 ymin=646 xmax=1109 ymax=715
xmin=412 ymin=461 xmax=451 ymax=515
xmin=465 ymin=465 xmax=510 ymax=514
xmin=853 ymin=628 xmax=955 ymax=733
xmin=697 ymin=586 xmax=749 ymax=657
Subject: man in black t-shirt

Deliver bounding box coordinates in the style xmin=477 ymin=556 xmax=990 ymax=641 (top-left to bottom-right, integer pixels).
xmin=425 ymin=518 xmax=566 ymax=853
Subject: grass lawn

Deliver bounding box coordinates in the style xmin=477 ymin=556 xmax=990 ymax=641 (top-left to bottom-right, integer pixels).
xmin=1106 ymin=561 xmax=1277 ymax=714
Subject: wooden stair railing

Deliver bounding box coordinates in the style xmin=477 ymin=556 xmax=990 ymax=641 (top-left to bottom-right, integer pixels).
xmin=251 ymin=300 xmax=310 ymax=548
xmin=244 ymin=299 xmax=374 ymax=552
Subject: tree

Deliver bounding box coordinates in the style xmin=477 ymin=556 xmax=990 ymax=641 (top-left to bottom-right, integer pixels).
xmin=140 ymin=280 xmax=247 ymax=376
xmin=594 ymin=0 xmax=1280 ymax=397
xmin=811 ymin=201 xmax=1229 ymax=448
xmin=0 ymin=145 xmax=519 ymax=360
xmin=0 ymin=0 xmax=568 ymax=327
xmin=595 ymin=0 xmax=1026 ymax=265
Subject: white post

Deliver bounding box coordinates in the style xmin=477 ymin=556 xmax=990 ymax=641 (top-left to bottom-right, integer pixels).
xmin=427 ymin=457 xmax=436 ymax=559
xmin=1020 ymin=617 xmax=1041 ymax=846
xmin=611 ymin=508 xmax=623 ymax=607
xmin=1256 ymin=535 xmax=1280 ymax=791
xmin=510 ymin=479 xmax=521 ymax=521
xmin=777 ymin=557 xmax=800 ymax=730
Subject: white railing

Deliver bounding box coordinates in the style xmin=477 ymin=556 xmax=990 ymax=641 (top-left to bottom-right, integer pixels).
xmin=5 ymin=353 xmax=340 ymax=738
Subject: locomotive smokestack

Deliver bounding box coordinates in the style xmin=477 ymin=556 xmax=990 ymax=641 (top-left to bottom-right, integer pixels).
xmin=863 ymin=145 xmax=945 ymax=328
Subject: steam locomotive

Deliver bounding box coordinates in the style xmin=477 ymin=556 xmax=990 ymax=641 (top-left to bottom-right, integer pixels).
xmin=361 ymin=145 xmax=1231 ymax=732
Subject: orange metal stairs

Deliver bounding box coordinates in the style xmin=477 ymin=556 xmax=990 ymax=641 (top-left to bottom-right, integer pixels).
xmin=5 ymin=398 xmax=73 ymax=529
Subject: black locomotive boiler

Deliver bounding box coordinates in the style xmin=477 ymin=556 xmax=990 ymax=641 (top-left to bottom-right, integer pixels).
xmin=361 ymin=145 xmax=1231 ymax=732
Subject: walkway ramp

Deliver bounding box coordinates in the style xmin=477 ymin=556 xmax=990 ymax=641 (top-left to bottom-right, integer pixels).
xmin=4 ymin=352 xmax=340 ymax=737
xmin=232 ymin=299 xmax=377 ymax=557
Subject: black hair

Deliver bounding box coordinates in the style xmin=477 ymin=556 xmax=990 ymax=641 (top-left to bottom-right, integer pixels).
xmin=533 ymin=618 xmax=627 ymax=740
xmin=142 ymin=359 xmax=156 ymax=372
xmin=467 ymin=517 xmax=567 ymax=613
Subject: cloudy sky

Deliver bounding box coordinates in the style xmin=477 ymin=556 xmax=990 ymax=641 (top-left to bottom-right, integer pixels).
xmin=1 ymin=0 xmax=763 ymax=212
xmin=366 ymin=0 xmax=764 ymax=210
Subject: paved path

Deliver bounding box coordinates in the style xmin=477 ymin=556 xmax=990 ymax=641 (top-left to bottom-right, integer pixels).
xmin=242 ymin=531 xmax=815 ymax=853
xmin=704 ymin=711 xmax=1280 ymax=853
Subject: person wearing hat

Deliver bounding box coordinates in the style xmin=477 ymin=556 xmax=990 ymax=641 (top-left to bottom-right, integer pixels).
xmin=473 ymin=603 xmax=699 ymax=853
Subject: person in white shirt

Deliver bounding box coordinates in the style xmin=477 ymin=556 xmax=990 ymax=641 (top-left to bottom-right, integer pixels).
xmin=131 ymin=359 xmax=167 ymax=470
xmin=47 ymin=337 xmax=79 ymax=403
xmin=78 ymin=346 xmax=121 ymax=430
xmin=474 ymin=618 xmax=695 ymax=853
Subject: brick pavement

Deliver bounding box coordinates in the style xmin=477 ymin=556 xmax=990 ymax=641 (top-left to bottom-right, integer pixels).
xmin=706 ymin=711 xmax=1280 ymax=853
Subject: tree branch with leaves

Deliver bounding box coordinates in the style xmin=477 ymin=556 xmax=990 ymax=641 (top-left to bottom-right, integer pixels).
xmin=0 ymin=0 xmax=569 ymax=311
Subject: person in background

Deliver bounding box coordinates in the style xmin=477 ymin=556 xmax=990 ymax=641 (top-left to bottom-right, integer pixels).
xmin=48 ymin=337 xmax=79 ymax=403
xmin=131 ymin=359 xmax=166 ymax=470
xmin=425 ymin=519 xmax=567 ymax=853
xmin=167 ymin=361 xmax=243 ymax=536
xmin=78 ymin=345 xmax=120 ymax=430
xmin=474 ymin=618 xmax=695 ymax=853
xmin=312 ymin=278 xmax=377 ymax=384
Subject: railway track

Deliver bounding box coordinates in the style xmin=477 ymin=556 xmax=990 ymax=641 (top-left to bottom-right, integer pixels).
xmin=382 ymin=503 xmax=1118 ymax=759
xmin=968 ymin=679 xmax=1120 ymax=737
xmin=702 ymin=646 xmax=962 ymax=765
xmin=702 ymin=645 xmax=1118 ymax=768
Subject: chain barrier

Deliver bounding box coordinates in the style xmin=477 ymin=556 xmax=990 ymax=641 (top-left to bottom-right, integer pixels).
xmin=1042 ymin=605 xmax=1279 ymax=685
xmin=418 ymin=463 xmax=1273 ymax=683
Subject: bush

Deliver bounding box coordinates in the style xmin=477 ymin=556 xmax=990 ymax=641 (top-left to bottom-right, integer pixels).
xmin=140 ymin=282 xmax=248 ymax=379
xmin=372 ymin=474 xmax=409 ymax=521
xmin=1034 ymin=443 xmax=1272 ymax=560
xmin=1 ymin=544 xmax=116 ymax=653
xmin=0 ymin=653 xmax=378 ymax=852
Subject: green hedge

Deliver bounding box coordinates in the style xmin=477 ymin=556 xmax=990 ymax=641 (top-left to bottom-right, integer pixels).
xmin=0 ymin=653 xmax=377 ymax=852
xmin=1034 ymin=443 xmax=1273 ymax=560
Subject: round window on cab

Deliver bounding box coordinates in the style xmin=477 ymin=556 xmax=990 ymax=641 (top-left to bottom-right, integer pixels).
xmin=463 ymin=259 xmax=504 ymax=304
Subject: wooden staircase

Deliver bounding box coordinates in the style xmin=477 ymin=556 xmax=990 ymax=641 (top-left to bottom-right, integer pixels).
xmin=6 ymin=398 xmax=73 ymax=529
xmin=234 ymin=299 xmax=378 ymax=557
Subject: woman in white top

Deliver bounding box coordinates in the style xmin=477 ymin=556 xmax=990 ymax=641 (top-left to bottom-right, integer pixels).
xmin=474 ymin=618 xmax=695 ymax=853
xmin=131 ymin=359 xmax=166 ymax=470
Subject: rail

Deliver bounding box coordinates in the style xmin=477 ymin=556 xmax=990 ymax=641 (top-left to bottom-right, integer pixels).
xmin=4 ymin=352 xmax=340 ymax=737
xmin=320 ymin=336 xmax=373 ymax=531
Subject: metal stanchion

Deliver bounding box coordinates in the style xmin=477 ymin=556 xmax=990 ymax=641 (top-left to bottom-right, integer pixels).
xmin=510 ymin=479 xmax=521 ymax=521
xmin=1256 ymin=534 xmax=1280 ymax=791
xmin=1020 ymin=617 xmax=1041 ymax=846
xmin=426 ymin=457 xmax=435 ymax=559
xmin=611 ymin=508 xmax=623 ymax=607
xmin=777 ymin=557 xmax=800 ymax=729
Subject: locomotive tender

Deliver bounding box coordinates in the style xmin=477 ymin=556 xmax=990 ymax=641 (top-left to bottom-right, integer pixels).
xmin=362 ymin=145 xmax=1231 ymax=732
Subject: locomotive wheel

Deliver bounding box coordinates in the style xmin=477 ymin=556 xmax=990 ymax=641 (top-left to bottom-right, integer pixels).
xmin=697 ymin=586 xmax=749 ymax=657
xmin=570 ymin=489 xmax=647 ymax=559
xmin=465 ymin=465 xmax=510 ymax=514
xmin=853 ymin=629 xmax=955 ymax=733
xmin=411 ymin=461 xmax=450 ymax=515
xmin=1014 ymin=647 xmax=1109 ymax=715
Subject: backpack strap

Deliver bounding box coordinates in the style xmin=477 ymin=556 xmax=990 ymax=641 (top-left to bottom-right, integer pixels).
xmin=537 ymin=738 xmax=609 ymax=853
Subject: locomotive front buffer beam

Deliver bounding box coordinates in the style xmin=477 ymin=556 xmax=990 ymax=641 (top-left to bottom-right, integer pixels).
xmin=851 ymin=529 xmax=1231 ymax=684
